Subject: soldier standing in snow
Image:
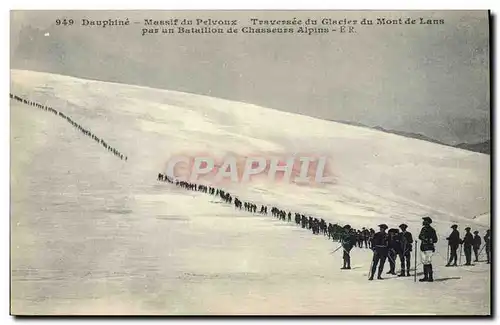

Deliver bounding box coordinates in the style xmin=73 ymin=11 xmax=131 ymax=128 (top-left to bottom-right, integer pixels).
xmin=369 ymin=224 xmax=389 ymax=281
xmin=301 ymin=215 xmax=307 ymax=229
xmin=327 ymin=223 xmax=334 ymax=239
xmin=484 ymin=229 xmax=491 ymax=264
xmin=368 ymin=228 xmax=375 ymax=249
xmin=462 ymin=227 xmax=474 ymax=266
xmin=332 ymin=224 xmax=342 ymax=241
xmin=473 ymin=231 xmax=482 ymax=262
xmin=356 ymin=230 xmax=364 ymax=248
xmin=398 ymin=223 xmax=413 ymax=277
xmin=362 ymin=227 xmax=370 ymax=248
xmin=341 ymin=225 xmax=356 ymax=270
xmin=386 ymin=228 xmax=400 ymax=275
xmin=446 ymin=224 xmax=460 ymax=267
xmin=418 ymin=216 xmax=438 ymax=282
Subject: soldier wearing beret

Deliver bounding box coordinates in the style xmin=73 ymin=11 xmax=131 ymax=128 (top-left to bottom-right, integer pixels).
xmin=341 ymin=225 xmax=357 ymax=270
xmin=398 ymin=223 xmax=413 ymax=277
xmin=369 ymin=224 xmax=389 ymax=281
xmin=473 ymin=230 xmax=482 ymax=263
xmin=418 ymin=217 xmax=438 ymax=282
xmin=484 ymin=230 xmax=491 ymax=264
xmin=446 ymin=224 xmax=460 ymax=267
xmin=462 ymin=227 xmax=474 ymax=266
xmin=386 ymin=228 xmax=400 ymax=275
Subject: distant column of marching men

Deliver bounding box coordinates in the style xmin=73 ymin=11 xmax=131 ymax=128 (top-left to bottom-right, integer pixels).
xmin=10 ymin=93 xmax=128 ymax=161
xmin=156 ymin=172 xmax=491 ymax=283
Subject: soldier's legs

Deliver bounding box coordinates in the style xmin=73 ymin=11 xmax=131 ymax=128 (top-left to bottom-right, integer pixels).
xmin=405 ymin=252 xmax=411 ymax=274
xmin=387 ymin=251 xmax=395 ymax=273
xmin=473 ymin=247 xmax=479 ymax=262
xmin=420 ymin=250 xmax=433 ymax=282
xmin=464 ymin=246 xmax=472 ymax=265
xmin=342 ymin=250 xmax=350 ymax=268
xmin=450 ymin=246 xmax=458 ymax=265
xmin=446 ymin=247 xmax=452 ymax=265
xmin=378 ymin=255 xmax=387 ymax=278
xmin=369 ymin=254 xmax=380 ymax=280
xmin=398 ymin=252 xmax=405 ymax=275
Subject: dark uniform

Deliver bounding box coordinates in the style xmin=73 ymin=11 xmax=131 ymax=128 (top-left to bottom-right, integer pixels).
xmin=484 ymin=230 xmax=491 ymax=264
xmin=368 ymin=228 xmax=375 ymax=249
xmin=398 ymin=224 xmax=413 ymax=277
xmin=341 ymin=225 xmax=356 ymax=269
xmin=357 ymin=230 xmax=364 ymax=248
xmin=327 ymin=223 xmax=333 ymax=239
xmin=362 ymin=228 xmax=370 ymax=248
xmin=473 ymin=231 xmax=482 ymax=262
xmin=446 ymin=225 xmax=461 ymax=267
xmin=332 ymin=224 xmax=342 ymax=241
xmin=369 ymin=224 xmax=389 ymax=280
xmin=418 ymin=217 xmax=438 ymax=282
xmin=462 ymin=227 xmax=473 ymax=266
xmin=387 ymin=229 xmax=400 ymax=275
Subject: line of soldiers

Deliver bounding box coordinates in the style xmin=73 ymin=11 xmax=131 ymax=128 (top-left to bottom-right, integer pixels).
xmin=446 ymin=225 xmax=491 ymax=266
xmin=11 ymin=93 xmax=128 ymax=161
xmin=156 ymin=173 xmax=379 ymax=245
xmin=156 ymin=173 xmax=491 ymax=283
xmin=157 ymin=173 xmax=382 ymax=251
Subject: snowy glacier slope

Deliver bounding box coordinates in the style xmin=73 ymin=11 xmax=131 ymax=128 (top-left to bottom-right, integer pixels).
xmin=10 ymin=70 xmax=490 ymax=315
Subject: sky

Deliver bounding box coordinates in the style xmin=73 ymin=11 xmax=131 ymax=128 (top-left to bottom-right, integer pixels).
xmin=10 ymin=10 xmax=490 ymax=145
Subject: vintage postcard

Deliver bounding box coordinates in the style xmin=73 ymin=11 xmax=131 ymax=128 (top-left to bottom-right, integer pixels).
xmin=10 ymin=10 xmax=491 ymax=316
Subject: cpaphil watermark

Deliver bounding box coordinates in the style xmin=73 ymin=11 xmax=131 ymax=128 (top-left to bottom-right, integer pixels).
xmin=162 ymin=152 xmax=335 ymax=186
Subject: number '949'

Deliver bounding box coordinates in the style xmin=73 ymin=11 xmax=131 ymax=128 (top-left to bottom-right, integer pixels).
xmin=55 ymin=19 xmax=74 ymax=26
